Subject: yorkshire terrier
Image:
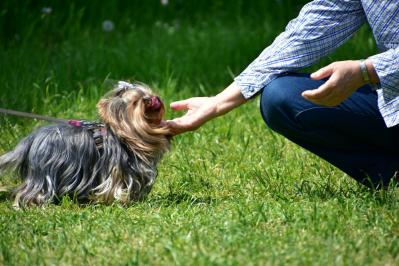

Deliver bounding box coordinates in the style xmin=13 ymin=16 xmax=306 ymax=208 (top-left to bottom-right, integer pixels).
xmin=0 ymin=81 xmax=171 ymax=208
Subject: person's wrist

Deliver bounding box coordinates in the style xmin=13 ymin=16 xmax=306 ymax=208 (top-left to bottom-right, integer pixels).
xmin=364 ymin=59 xmax=380 ymax=84
xmin=210 ymin=95 xmax=224 ymax=117
xmin=359 ymin=59 xmax=371 ymax=84
xmin=214 ymin=82 xmax=246 ymax=114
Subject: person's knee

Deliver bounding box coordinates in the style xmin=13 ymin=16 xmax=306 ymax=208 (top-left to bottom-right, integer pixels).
xmin=260 ymin=76 xmax=298 ymax=130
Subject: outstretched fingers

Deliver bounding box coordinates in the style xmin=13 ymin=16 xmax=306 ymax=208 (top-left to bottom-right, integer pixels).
xmin=165 ymin=116 xmax=197 ymax=135
xmin=170 ymin=99 xmax=191 ymax=111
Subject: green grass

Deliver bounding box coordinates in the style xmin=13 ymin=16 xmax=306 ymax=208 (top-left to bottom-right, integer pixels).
xmin=1 ymin=1 xmax=398 ymax=265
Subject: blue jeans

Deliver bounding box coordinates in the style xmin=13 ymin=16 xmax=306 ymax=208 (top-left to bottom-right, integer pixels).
xmin=260 ymin=73 xmax=399 ymax=188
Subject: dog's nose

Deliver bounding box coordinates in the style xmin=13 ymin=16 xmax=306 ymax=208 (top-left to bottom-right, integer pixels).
xmin=150 ymin=96 xmax=162 ymax=110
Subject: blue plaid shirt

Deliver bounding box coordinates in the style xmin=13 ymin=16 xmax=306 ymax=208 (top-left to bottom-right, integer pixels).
xmin=234 ymin=0 xmax=399 ymax=127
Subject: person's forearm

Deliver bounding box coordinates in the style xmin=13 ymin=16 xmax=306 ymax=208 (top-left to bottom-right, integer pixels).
xmin=213 ymin=82 xmax=247 ymax=117
xmin=235 ymin=0 xmax=366 ymax=100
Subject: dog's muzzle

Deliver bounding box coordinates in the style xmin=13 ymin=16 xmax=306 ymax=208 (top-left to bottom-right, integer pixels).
xmin=149 ymin=96 xmax=162 ymax=111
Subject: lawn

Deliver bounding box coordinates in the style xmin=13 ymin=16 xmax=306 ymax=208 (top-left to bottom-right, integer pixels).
xmin=1 ymin=1 xmax=398 ymax=265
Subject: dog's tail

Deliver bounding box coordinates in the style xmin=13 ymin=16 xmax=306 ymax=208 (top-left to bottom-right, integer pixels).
xmin=0 ymin=134 xmax=34 ymax=177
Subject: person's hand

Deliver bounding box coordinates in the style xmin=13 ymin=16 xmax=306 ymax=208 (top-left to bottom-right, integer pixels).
xmin=166 ymin=82 xmax=247 ymax=135
xmin=302 ymin=60 xmax=367 ymax=106
xmin=166 ymin=97 xmax=219 ymax=135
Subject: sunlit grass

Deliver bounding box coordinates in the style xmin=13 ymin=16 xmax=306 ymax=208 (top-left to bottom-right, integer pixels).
xmin=0 ymin=1 xmax=397 ymax=265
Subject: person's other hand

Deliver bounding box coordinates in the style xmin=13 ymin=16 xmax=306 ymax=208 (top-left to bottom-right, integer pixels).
xmin=166 ymin=97 xmax=218 ymax=135
xmin=302 ymin=60 xmax=367 ymax=106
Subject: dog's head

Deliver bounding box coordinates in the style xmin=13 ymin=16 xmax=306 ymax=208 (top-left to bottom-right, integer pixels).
xmin=97 ymin=81 xmax=170 ymax=162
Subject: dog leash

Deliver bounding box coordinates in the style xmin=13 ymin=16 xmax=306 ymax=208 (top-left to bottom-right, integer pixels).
xmin=0 ymin=107 xmax=106 ymax=148
xmin=0 ymin=107 xmax=71 ymax=124
xmin=0 ymin=107 xmax=102 ymax=127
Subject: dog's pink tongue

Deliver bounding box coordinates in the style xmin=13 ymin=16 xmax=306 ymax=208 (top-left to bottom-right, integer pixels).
xmin=150 ymin=96 xmax=162 ymax=110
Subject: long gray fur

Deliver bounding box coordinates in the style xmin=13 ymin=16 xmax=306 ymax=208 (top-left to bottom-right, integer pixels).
xmin=0 ymin=124 xmax=158 ymax=207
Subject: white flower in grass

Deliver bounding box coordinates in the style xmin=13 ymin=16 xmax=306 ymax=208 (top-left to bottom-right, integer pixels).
xmin=102 ymin=20 xmax=115 ymax=32
xmin=41 ymin=7 xmax=52 ymax=14
xmin=161 ymin=0 xmax=169 ymax=6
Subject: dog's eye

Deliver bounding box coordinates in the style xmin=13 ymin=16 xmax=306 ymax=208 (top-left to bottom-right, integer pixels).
xmin=143 ymin=96 xmax=151 ymax=102
xmin=115 ymin=88 xmax=128 ymax=97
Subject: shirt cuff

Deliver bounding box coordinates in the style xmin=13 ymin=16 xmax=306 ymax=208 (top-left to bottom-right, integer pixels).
xmin=368 ymin=50 xmax=399 ymax=103
xmin=233 ymin=77 xmax=260 ymax=99
xmin=377 ymin=90 xmax=399 ymax=128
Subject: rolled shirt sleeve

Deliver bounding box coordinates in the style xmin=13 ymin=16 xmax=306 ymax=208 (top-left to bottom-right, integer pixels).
xmin=234 ymin=0 xmax=367 ymax=99
xmin=369 ymin=47 xmax=399 ymax=127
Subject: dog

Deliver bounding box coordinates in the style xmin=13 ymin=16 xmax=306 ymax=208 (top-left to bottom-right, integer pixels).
xmin=0 ymin=81 xmax=171 ymax=208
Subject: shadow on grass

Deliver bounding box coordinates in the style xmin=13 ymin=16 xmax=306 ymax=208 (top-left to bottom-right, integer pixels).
xmin=0 ymin=190 xmax=11 ymax=202
xmin=253 ymin=168 xmax=399 ymax=206
xmin=149 ymin=192 xmax=216 ymax=207
xmin=0 ymin=188 xmax=216 ymax=210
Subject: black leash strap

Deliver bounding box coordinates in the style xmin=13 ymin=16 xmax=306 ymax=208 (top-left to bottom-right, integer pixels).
xmin=0 ymin=107 xmax=69 ymax=124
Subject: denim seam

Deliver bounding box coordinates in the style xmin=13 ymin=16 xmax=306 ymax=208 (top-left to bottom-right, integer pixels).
xmin=294 ymin=106 xmax=382 ymax=122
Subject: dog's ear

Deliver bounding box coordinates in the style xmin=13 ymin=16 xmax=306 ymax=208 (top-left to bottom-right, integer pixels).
xmin=97 ymin=99 xmax=110 ymax=122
